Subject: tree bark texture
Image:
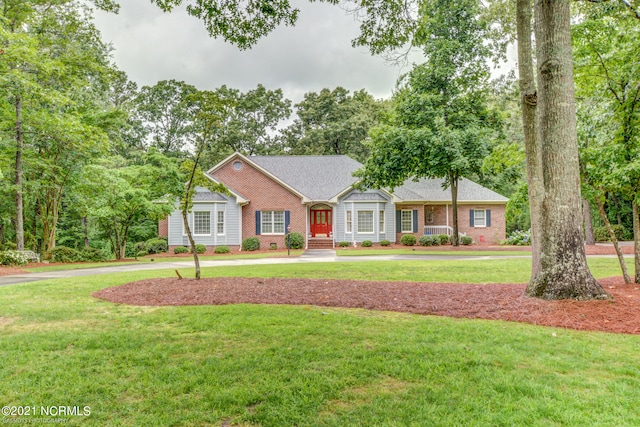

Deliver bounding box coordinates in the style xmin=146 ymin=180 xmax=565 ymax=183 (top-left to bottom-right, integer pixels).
xmin=595 ymin=196 xmax=631 ymax=284
xmin=582 ymin=198 xmax=595 ymax=245
xmin=525 ymin=0 xmax=609 ymax=299
xmin=516 ymin=0 xmax=543 ymax=280
xmin=14 ymin=95 xmax=24 ymax=251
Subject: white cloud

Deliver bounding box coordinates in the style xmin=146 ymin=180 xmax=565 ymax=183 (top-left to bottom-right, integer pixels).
xmin=93 ymin=1 xmax=411 ymax=103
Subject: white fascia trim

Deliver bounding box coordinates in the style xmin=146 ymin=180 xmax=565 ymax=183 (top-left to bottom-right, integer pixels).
xmin=330 ymin=184 xmax=395 ymax=204
xmin=202 ymin=171 xmax=249 ymax=205
xmin=395 ymin=200 xmax=507 ymax=205
xmin=207 ymin=152 xmax=308 ymax=202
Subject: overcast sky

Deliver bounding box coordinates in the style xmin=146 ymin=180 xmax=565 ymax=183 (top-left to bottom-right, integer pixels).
xmin=92 ymin=1 xmax=515 ymax=104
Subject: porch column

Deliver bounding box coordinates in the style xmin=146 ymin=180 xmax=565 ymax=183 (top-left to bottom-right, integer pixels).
xmin=446 ymin=204 xmax=449 ymax=228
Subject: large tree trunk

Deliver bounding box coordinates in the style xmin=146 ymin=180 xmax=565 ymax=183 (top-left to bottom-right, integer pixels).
xmin=15 ymin=95 xmax=24 ymax=251
xmin=525 ymin=0 xmax=609 ymax=300
xmin=595 ymin=196 xmax=631 ymax=284
xmin=516 ymin=0 xmax=543 ymax=280
xmin=583 ymin=198 xmax=595 ymax=245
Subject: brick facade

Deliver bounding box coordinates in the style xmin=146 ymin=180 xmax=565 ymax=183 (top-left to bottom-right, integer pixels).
xmin=396 ymin=203 xmax=506 ymax=245
xmin=158 ymin=218 xmax=168 ymax=238
xmin=211 ymin=157 xmax=307 ymax=250
xmin=456 ymin=204 xmax=506 ymax=244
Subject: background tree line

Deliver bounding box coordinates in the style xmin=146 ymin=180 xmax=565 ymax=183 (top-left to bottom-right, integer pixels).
xmin=2 ymin=0 xmax=639 ymax=294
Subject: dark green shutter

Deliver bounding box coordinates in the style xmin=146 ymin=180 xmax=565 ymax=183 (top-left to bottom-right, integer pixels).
xmin=396 ymin=210 xmax=401 ymax=232
xmin=255 ymin=211 xmax=261 ymax=235
xmin=486 ymin=210 xmax=491 ymax=227
xmin=412 ymin=210 xmax=418 ymax=233
xmin=285 ymin=210 xmax=291 ymax=232
xmin=470 ymin=209 xmax=475 ymax=227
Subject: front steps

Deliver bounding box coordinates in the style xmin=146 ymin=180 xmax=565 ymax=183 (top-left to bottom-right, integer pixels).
xmin=307 ymin=238 xmax=334 ymax=249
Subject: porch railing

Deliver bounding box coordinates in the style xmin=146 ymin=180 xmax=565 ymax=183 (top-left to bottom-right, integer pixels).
xmin=423 ymin=225 xmax=466 ymax=237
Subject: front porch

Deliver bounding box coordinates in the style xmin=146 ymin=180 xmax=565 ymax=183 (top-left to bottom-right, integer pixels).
xmin=423 ymin=206 xmax=465 ymax=237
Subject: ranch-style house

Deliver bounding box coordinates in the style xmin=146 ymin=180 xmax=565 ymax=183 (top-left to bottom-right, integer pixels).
xmin=159 ymin=152 xmax=508 ymax=250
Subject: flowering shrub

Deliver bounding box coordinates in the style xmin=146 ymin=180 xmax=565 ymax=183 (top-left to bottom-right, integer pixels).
xmin=502 ymin=229 xmax=531 ymax=246
xmin=0 ymin=250 xmax=29 ymax=266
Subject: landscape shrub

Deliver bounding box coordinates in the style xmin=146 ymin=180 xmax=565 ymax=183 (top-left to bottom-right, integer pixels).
xmin=134 ymin=242 xmax=147 ymax=253
xmin=242 ymin=237 xmax=260 ymax=251
xmin=437 ymin=234 xmax=450 ymax=245
xmin=419 ymin=235 xmax=434 ymax=246
xmin=192 ymin=244 xmax=207 ymax=254
xmin=502 ymin=229 xmax=531 ymax=246
xmin=460 ymin=236 xmax=473 ymax=245
xmin=338 ymin=241 xmax=350 ymax=247
xmin=80 ymin=247 xmax=108 ymax=262
xmin=400 ymin=234 xmax=416 ymax=246
xmin=174 ymin=246 xmax=188 ymax=254
xmin=361 ymin=240 xmax=373 ymax=247
xmin=125 ymin=241 xmax=137 ymax=258
xmin=137 ymin=251 xmax=148 ymax=258
xmin=594 ymin=225 xmax=626 ymax=242
xmin=287 ymin=232 xmax=305 ymax=249
xmin=380 ymin=240 xmax=391 ymax=246
xmin=49 ymin=246 xmax=82 ymax=263
xmin=1 ymin=242 xmax=17 ymax=251
xmin=214 ymin=246 xmax=230 ymax=254
xmin=146 ymin=238 xmax=168 ymax=254
xmin=0 ymin=250 xmax=28 ymax=266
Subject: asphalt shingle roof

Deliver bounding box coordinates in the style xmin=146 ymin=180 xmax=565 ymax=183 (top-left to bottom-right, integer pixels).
xmin=393 ymin=177 xmax=509 ymax=202
xmin=250 ymin=155 xmax=362 ymax=201
xmin=242 ymin=155 xmax=507 ymax=203
xmin=193 ymin=186 xmax=229 ymax=202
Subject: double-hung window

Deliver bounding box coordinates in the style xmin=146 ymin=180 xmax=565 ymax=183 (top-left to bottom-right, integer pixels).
xmin=193 ymin=211 xmax=211 ymax=235
xmin=357 ymin=211 xmax=374 ymax=234
xmin=401 ymin=210 xmax=413 ymax=233
xmin=474 ymin=209 xmax=486 ymax=227
xmin=217 ymin=211 xmax=225 ymax=235
xmin=346 ymin=211 xmax=352 ymax=233
xmin=379 ymin=210 xmax=385 ymax=234
xmin=262 ymin=210 xmax=285 ymax=234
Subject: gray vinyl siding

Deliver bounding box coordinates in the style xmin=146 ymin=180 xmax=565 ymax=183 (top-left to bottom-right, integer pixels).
xmin=167 ymin=199 xmax=241 ymax=247
xmin=335 ymin=190 xmax=395 ymax=243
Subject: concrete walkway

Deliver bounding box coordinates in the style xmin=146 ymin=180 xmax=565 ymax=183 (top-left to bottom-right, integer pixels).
xmin=0 ymin=249 xmax=532 ymax=286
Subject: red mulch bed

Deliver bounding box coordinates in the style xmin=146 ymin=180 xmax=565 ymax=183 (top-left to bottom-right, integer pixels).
xmin=94 ymin=276 xmax=640 ymax=335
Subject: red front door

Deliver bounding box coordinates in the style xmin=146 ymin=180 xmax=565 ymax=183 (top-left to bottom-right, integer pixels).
xmin=311 ymin=210 xmax=332 ymax=237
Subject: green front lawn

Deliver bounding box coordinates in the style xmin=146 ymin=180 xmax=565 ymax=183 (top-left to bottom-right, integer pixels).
xmin=0 ymin=258 xmax=637 ymax=426
xmin=336 ymin=248 xmax=531 ymax=257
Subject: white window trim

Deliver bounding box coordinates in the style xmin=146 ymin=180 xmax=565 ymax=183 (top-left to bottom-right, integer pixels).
xmin=357 ymin=210 xmax=375 ymax=234
xmin=262 ymin=210 xmax=285 ymax=235
xmin=217 ymin=210 xmax=225 ymax=236
xmin=193 ymin=211 xmax=211 ymax=236
xmin=401 ymin=209 xmax=413 ymax=233
xmin=379 ymin=209 xmax=385 ymax=234
xmin=345 ymin=210 xmax=352 ymax=234
xmin=474 ymin=209 xmax=487 ymax=228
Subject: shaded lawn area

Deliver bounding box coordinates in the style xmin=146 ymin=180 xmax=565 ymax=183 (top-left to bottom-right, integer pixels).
xmin=0 ymin=258 xmax=638 ymax=426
